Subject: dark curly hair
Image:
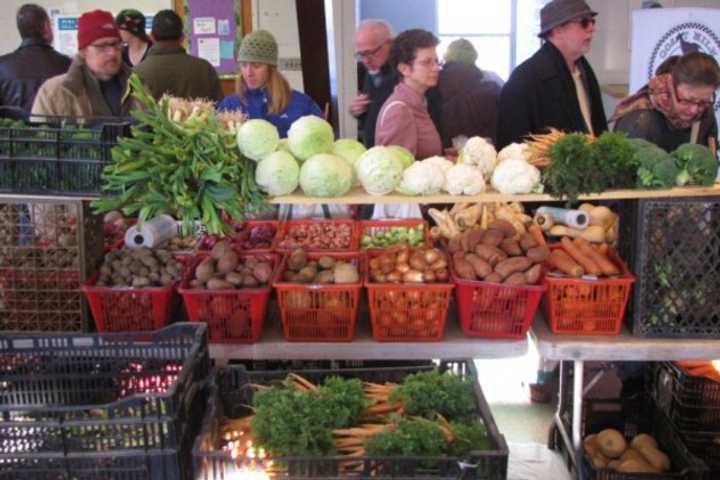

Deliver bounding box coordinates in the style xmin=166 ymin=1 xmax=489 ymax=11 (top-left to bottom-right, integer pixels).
xmin=389 ymin=29 xmax=439 ymax=73
xmin=671 ymin=51 xmax=720 ymax=89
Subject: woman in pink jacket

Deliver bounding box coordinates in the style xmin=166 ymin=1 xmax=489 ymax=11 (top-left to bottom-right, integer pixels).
xmin=375 ymin=29 xmax=443 ymax=159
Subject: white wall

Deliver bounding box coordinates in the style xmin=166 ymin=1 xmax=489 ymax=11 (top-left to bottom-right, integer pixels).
xmin=0 ymin=0 xmax=172 ymax=55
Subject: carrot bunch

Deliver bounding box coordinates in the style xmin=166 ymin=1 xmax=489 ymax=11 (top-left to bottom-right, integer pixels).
xmin=547 ymin=237 xmax=620 ymax=278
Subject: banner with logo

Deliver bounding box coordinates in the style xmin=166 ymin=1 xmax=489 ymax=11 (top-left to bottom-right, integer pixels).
xmin=630 ymin=8 xmax=720 ymax=137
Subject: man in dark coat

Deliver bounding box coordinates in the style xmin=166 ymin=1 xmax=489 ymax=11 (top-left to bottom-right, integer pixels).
xmin=496 ymin=0 xmax=607 ymax=148
xmin=0 ymin=4 xmax=71 ymax=118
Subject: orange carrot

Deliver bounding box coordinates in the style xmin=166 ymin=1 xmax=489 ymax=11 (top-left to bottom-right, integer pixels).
xmin=561 ymin=237 xmax=601 ymax=276
xmin=574 ymin=238 xmax=619 ymax=276
xmin=529 ymin=223 xmax=547 ymax=247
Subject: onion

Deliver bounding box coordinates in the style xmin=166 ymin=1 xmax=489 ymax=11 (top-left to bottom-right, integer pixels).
xmin=386 ymin=271 xmax=402 ymax=283
xmin=424 ymin=248 xmax=441 ymax=265
xmin=403 ymin=270 xmax=424 ymax=283
xmin=396 ymin=250 xmax=409 ymax=264
xmin=396 ymin=262 xmax=410 ymax=273
xmin=429 ymin=258 xmax=447 ymax=270
xmin=435 ymin=268 xmax=449 ymax=282
xmin=423 ymin=270 xmax=436 ymax=283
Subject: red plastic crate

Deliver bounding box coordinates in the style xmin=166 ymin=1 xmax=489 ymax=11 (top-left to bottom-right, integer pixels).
xmin=81 ymin=276 xmax=175 ymax=332
xmin=452 ymin=270 xmax=546 ymax=339
xmin=359 ymin=219 xmax=431 ymax=249
xmin=543 ymin=245 xmax=635 ymax=335
xmin=274 ymin=219 xmax=359 ymax=253
xmin=364 ymin=250 xmax=454 ymax=342
xmin=178 ymin=253 xmax=278 ymax=343
xmin=273 ymin=252 xmax=362 ymax=341
xmin=196 ymin=220 xmax=280 ymax=254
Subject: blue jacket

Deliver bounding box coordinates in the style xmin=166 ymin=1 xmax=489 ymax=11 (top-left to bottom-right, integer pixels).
xmin=217 ymin=88 xmax=321 ymax=137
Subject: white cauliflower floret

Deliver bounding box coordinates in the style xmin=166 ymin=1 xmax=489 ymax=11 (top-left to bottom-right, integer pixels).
xmin=458 ymin=136 xmax=497 ymax=177
xmin=421 ymin=156 xmax=454 ymax=175
xmin=444 ymin=164 xmax=486 ymax=195
xmin=491 ymin=158 xmax=541 ymax=194
xmin=497 ymin=143 xmax=531 ymax=164
xmin=396 ymin=160 xmax=446 ymax=196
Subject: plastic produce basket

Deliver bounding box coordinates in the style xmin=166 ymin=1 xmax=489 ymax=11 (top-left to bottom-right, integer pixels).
xmin=543 ymin=245 xmax=635 ymax=335
xmin=452 ymin=269 xmax=546 ymax=339
xmin=274 ymin=219 xmax=359 ymax=252
xmin=178 ymin=253 xmax=278 ymax=343
xmin=274 ymin=252 xmax=362 ymax=341
xmin=0 ymin=115 xmax=130 ymax=196
xmin=0 ymin=323 xmax=210 ymax=480
xmin=359 ymin=219 xmax=431 ymax=249
xmin=650 ymin=362 xmax=720 ymax=432
xmin=0 ymin=198 xmax=103 ymax=332
xmin=82 ymin=275 xmax=176 ymax=332
xmin=365 ymin=250 xmax=454 ymax=342
xmin=578 ymin=397 xmax=706 ymax=480
xmin=196 ymin=220 xmax=280 ymax=254
xmin=625 ymin=197 xmax=720 ymax=338
xmin=193 ymin=361 xmax=509 ymax=480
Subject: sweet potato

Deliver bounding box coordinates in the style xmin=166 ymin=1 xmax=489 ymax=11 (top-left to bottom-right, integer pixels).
xmin=494 ymin=257 xmax=533 ymax=279
xmin=474 ymin=244 xmax=507 ymax=266
xmin=481 ymin=229 xmax=505 ymax=247
xmin=453 ymin=257 xmax=476 ymax=280
xmin=488 ymin=219 xmax=516 ymax=238
xmin=526 ymin=245 xmax=550 ymax=263
xmin=525 ymin=264 xmax=542 ymax=285
xmin=503 ymin=272 xmax=527 ymax=285
xmin=461 ymin=228 xmax=485 ymax=253
xmin=484 ymin=272 xmax=503 ymax=283
xmin=465 ymin=253 xmax=492 ymax=278
xmin=519 ymin=232 xmax=539 ymax=252
xmin=500 ymin=238 xmax=523 ymax=256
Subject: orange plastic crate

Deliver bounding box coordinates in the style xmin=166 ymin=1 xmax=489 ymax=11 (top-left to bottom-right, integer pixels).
xmin=274 ymin=219 xmax=359 ymax=253
xmin=543 ymin=245 xmax=635 ymax=335
xmin=178 ymin=253 xmax=278 ymax=343
xmin=273 ymin=252 xmax=362 ymax=341
xmin=364 ymin=250 xmax=453 ymax=342
xmin=196 ymin=220 xmax=280 ymax=255
xmin=358 ymin=219 xmax=431 ymax=249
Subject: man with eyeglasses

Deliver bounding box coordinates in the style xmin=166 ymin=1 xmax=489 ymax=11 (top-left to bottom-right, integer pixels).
xmin=32 ymin=9 xmax=131 ymax=118
xmin=497 ymin=0 xmax=607 ymax=149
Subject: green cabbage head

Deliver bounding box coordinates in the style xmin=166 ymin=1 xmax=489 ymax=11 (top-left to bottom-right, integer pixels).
xmin=355 ymin=146 xmax=405 ymax=195
xmin=386 ymin=145 xmax=415 ymax=169
xmin=333 ymin=139 xmax=367 ymax=185
xmin=255 ymin=151 xmax=300 ymax=196
xmin=288 ymin=116 xmax=334 ymax=161
xmin=236 ymin=119 xmax=280 ymax=161
xmin=299 ymin=153 xmax=353 ymax=197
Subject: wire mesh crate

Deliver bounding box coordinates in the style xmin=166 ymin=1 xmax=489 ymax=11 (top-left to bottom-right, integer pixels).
xmin=0 ymin=197 xmax=103 ymax=331
xmin=0 ymin=323 xmax=210 ymax=480
xmin=193 ymin=361 xmax=509 ymax=480
xmin=0 ymin=115 xmax=130 ymax=196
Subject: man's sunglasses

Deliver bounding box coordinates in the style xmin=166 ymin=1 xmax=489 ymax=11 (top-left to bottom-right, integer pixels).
xmin=571 ymin=16 xmax=596 ymax=29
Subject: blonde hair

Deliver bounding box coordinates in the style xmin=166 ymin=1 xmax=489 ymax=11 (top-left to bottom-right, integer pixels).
xmin=236 ymin=65 xmax=291 ymax=115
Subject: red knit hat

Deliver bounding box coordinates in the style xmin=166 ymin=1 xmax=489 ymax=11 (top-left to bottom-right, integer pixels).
xmin=77 ymin=10 xmax=120 ymax=50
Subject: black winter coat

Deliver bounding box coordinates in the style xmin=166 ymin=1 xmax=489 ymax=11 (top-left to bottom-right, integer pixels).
xmin=0 ymin=39 xmax=71 ymax=118
xmin=496 ymin=41 xmax=607 ymax=149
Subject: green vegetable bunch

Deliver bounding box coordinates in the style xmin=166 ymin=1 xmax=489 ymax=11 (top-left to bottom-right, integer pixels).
xmin=361 ymin=225 xmax=425 ymax=248
xmin=672 ymin=143 xmax=717 ymax=187
xmin=631 ymin=138 xmax=679 ymax=188
xmin=93 ymin=74 xmax=266 ymax=235
xmin=389 ymin=370 xmax=476 ymax=421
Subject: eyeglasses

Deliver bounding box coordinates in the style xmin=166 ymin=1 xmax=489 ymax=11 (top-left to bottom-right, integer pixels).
xmin=354 ymin=42 xmax=387 ymax=61
xmin=571 ymin=16 xmax=596 ymax=29
xmin=674 ymin=88 xmax=716 ymax=109
xmin=89 ymin=41 xmax=123 ymax=52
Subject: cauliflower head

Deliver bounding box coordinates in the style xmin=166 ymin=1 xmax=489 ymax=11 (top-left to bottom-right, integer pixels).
xmin=458 ymin=137 xmax=497 ymax=177
xmin=421 ymin=156 xmax=454 ymax=175
xmin=396 ymin=160 xmax=446 ymax=196
xmin=491 ymin=158 xmax=541 ymax=194
xmin=497 ymin=143 xmax=531 ymax=164
xmin=444 ymin=164 xmax=486 ymax=195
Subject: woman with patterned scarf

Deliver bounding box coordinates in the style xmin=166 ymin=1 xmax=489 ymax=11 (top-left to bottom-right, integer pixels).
xmin=612 ymin=52 xmax=719 ymax=154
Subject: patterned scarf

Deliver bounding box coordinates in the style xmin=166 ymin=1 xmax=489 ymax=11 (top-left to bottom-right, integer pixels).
xmin=611 ymin=73 xmax=702 ymax=130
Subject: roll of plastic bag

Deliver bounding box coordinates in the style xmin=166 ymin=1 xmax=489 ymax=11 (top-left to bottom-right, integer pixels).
xmin=535 ymin=207 xmax=588 ymax=230
xmin=124 ymin=214 xmax=178 ymax=249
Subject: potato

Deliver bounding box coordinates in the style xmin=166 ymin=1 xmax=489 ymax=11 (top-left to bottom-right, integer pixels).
xmin=131 ymin=277 xmax=150 ymax=288
xmin=584 ymin=434 xmax=599 ymax=457
xmin=615 ymin=458 xmax=657 ymax=473
xmin=481 ymin=229 xmax=504 ymax=247
xmin=435 ymin=268 xmax=449 ymax=282
xmin=225 ymin=272 xmax=244 ymax=286
xmin=637 ymin=446 xmax=670 ymax=472
xmin=500 ymin=238 xmax=523 ymax=256
xmin=195 ymin=259 xmax=215 ymax=282
xmin=494 ymin=257 xmax=533 ymax=279
xmin=630 ymin=434 xmax=658 ymax=451
xmin=503 ymin=272 xmax=527 ymax=285
xmin=453 ymin=257 xmax=476 ymax=280
xmin=282 ymin=270 xmax=295 ymax=282
xmin=189 ymin=279 xmax=204 ymax=289
xmin=316 ymin=270 xmax=335 ymax=284
xmin=526 ymin=245 xmax=550 ymax=263
xmin=591 ymin=452 xmax=609 ymax=469
xmin=333 ymin=263 xmax=359 ymax=284
xmin=242 ymin=274 xmax=259 ymax=288
xmin=596 ymin=429 xmax=626 ymax=459
xmin=252 ymin=262 xmax=274 ymax=283
xmin=318 ymin=256 xmax=335 ymax=269
xmin=488 ymin=219 xmax=517 ymax=238
xmin=519 ymin=232 xmax=538 ymax=252
xmin=217 ymin=251 xmax=239 ymax=274
xmin=619 ymin=448 xmax=647 ymax=464
xmin=210 ymin=241 xmax=233 ymax=260
xmin=298 ymin=266 xmax=317 ymax=282
xmin=207 ymin=278 xmax=234 ymax=290
xmin=525 ymin=264 xmax=543 ymax=285
xmin=287 ymin=249 xmax=307 ymax=271
xmin=465 ymin=253 xmax=492 ymax=278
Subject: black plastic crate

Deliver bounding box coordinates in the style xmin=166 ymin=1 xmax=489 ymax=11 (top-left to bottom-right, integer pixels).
xmin=578 ymin=397 xmax=706 ymax=480
xmin=0 ymin=323 xmax=209 ymax=479
xmin=678 ymin=431 xmax=720 ymax=476
xmin=193 ymin=361 xmax=508 ymax=480
xmin=0 ymin=115 xmax=130 ymax=196
xmin=625 ymin=197 xmax=720 ymax=337
xmin=650 ymin=362 xmax=720 ymax=432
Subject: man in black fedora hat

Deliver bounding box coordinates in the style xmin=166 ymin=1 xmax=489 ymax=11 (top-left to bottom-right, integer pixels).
xmin=496 ymin=0 xmax=607 ymax=148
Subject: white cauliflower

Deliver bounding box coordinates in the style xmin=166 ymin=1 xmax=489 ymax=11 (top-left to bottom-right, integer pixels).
xmin=497 ymin=142 xmax=531 ymax=164
xmin=458 ymin=136 xmax=497 ymax=177
xmin=491 ymin=158 xmax=541 ymax=194
xmin=396 ymin=160 xmax=446 ymax=195
xmin=444 ymin=164 xmax=486 ymax=195
xmin=421 ymin=156 xmax=454 ymax=175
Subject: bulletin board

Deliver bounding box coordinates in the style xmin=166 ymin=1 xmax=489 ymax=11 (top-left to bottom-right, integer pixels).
xmin=182 ymin=0 xmax=244 ymax=76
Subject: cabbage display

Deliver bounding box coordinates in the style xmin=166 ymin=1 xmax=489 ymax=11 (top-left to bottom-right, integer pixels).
xmin=236 ymin=119 xmax=280 ymax=161
xmin=333 ymin=139 xmax=367 ymax=186
xmin=255 ymin=151 xmax=300 ymax=196
xmin=288 ymin=116 xmax=335 ymax=161
xmin=355 ymin=146 xmax=405 ymax=195
xmin=386 ymin=145 xmax=415 ymax=169
xmin=299 ymin=153 xmax=353 ymax=197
